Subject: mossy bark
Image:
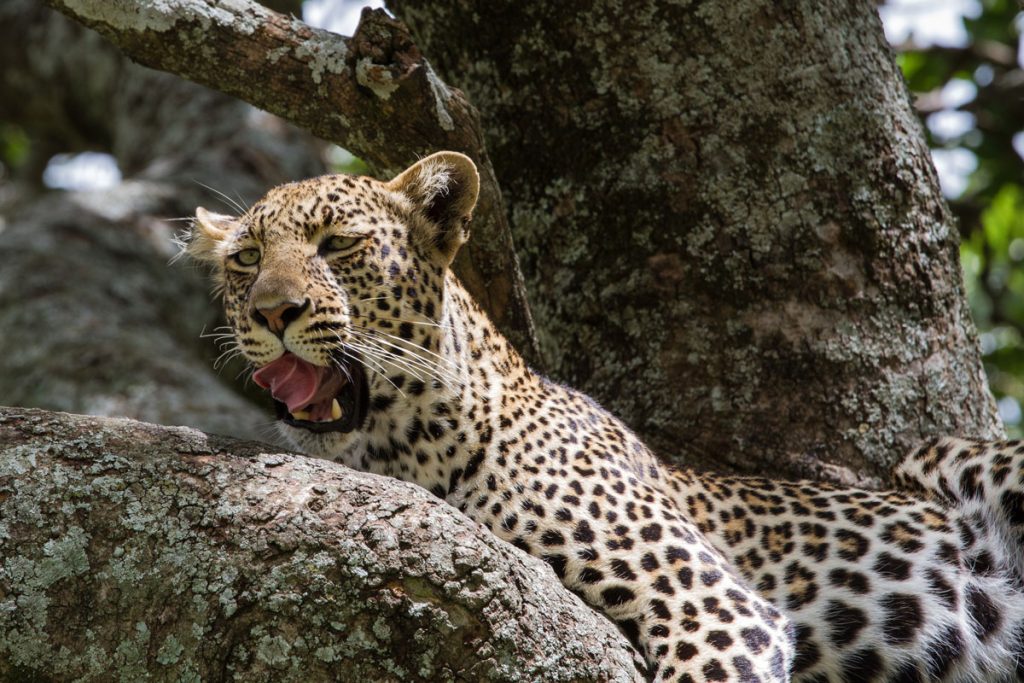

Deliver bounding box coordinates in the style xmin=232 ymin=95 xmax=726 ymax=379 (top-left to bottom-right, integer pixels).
xmin=391 ymin=0 xmax=1003 ymax=484
xmin=0 ymin=407 xmax=642 ymax=682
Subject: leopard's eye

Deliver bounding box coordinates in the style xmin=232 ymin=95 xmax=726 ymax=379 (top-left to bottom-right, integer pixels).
xmin=232 ymin=248 xmax=261 ymax=267
xmin=320 ymin=235 xmax=363 ymax=255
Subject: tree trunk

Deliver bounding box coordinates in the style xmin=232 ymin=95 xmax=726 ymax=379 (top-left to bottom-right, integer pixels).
xmin=0 ymin=407 xmax=641 ymax=682
xmin=0 ymin=193 xmax=271 ymax=439
xmin=391 ymin=0 xmax=1003 ymax=485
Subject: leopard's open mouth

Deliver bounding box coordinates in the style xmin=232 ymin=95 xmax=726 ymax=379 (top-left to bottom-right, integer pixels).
xmin=253 ymin=351 xmax=369 ymax=433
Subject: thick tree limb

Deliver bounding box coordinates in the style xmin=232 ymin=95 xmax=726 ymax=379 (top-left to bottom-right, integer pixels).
xmin=38 ymin=0 xmax=539 ymax=361
xmin=0 ymin=407 xmax=641 ymax=681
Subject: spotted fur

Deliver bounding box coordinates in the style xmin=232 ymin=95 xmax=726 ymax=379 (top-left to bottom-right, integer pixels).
xmin=188 ymin=152 xmax=1024 ymax=682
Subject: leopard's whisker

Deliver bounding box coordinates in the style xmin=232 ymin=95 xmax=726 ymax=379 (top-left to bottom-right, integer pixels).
xmin=348 ymin=311 xmax=453 ymax=331
xmin=323 ymin=329 xmax=407 ymax=392
xmin=194 ymin=179 xmax=248 ymax=215
xmin=345 ymin=329 xmax=461 ymax=385
xmin=351 ymin=325 xmax=461 ymax=372
xmin=338 ymin=339 xmax=433 ymax=385
xmin=342 ymin=343 xmax=407 ymax=397
xmin=343 ymin=338 xmax=460 ymax=394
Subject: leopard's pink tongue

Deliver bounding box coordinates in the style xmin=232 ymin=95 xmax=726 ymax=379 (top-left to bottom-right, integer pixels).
xmin=252 ymin=352 xmax=323 ymax=413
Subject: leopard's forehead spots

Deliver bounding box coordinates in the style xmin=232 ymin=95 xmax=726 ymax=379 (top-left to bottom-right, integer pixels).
xmin=245 ymin=174 xmax=395 ymax=244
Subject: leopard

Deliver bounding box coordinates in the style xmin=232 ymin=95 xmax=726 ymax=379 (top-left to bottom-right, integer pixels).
xmin=186 ymin=151 xmax=1024 ymax=682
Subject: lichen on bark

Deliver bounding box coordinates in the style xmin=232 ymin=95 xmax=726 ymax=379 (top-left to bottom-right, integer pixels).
xmin=0 ymin=407 xmax=642 ymax=682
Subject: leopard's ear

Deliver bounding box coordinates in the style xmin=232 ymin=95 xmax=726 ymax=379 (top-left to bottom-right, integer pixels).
xmin=387 ymin=152 xmax=480 ymax=264
xmin=186 ymin=207 xmax=241 ymax=263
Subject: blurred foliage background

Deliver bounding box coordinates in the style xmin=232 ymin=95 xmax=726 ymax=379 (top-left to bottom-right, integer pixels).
xmin=884 ymin=0 xmax=1024 ymax=434
xmin=1 ymin=0 xmax=1021 ymax=433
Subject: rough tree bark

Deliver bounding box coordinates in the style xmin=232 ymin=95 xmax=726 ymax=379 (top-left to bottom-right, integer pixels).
xmin=0 ymin=6 xmax=628 ymax=677
xmin=38 ymin=0 xmax=540 ymax=361
xmin=0 ymin=407 xmax=641 ymax=682
xmin=391 ymin=0 xmax=1004 ymax=484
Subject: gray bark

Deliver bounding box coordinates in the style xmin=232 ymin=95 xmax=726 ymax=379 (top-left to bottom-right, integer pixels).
xmin=0 ymin=193 xmax=270 ymax=440
xmin=0 ymin=407 xmax=642 ymax=682
xmin=391 ymin=0 xmax=1003 ymax=485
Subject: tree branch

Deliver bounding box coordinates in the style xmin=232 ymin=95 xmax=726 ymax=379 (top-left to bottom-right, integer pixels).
xmin=0 ymin=407 xmax=641 ymax=681
xmin=38 ymin=0 xmax=539 ymax=361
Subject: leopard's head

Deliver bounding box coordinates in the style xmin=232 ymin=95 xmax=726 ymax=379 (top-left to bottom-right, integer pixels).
xmin=186 ymin=152 xmax=479 ymax=455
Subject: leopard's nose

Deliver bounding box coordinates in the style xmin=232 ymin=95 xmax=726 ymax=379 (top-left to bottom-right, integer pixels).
xmin=253 ymin=299 xmax=309 ymax=336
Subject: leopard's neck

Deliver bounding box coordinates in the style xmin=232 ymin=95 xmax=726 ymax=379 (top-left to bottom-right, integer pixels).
xmin=347 ymin=276 xmax=538 ymax=494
